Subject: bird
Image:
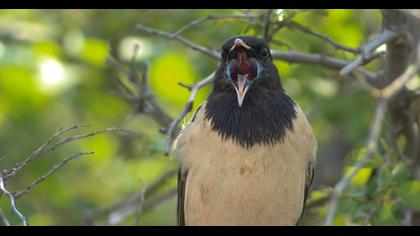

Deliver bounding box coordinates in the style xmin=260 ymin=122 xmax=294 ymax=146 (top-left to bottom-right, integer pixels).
xmin=173 ymin=35 xmax=317 ymax=226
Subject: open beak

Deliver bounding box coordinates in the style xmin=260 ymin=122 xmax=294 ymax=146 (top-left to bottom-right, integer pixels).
xmin=233 ymin=74 xmax=252 ymax=107
xmin=227 ymin=38 xmax=257 ymax=107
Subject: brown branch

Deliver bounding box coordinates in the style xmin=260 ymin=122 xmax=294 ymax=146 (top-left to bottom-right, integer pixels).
xmin=164 ymin=72 xmax=215 ymax=155
xmin=286 ymin=20 xmax=360 ymax=54
xmin=136 ymin=24 xmax=220 ymax=60
xmin=12 ymin=152 xmax=94 ymax=199
xmin=340 ymin=29 xmax=398 ymax=76
xmin=271 ymin=50 xmax=377 ymax=80
xmin=0 ymin=176 xmax=29 ymax=226
xmin=108 ymin=54 xmax=173 ymax=127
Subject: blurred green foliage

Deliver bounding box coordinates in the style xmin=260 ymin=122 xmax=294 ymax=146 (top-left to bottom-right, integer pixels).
xmin=1 ymin=9 xmax=418 ymax=226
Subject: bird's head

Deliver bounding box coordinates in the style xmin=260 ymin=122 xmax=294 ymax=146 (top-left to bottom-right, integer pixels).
xmin=214 ymin=35 xmax=281 ymax=107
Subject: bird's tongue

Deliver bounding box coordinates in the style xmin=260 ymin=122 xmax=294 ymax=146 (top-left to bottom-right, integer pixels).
xmin=235 ymin=74 xmax=250 ymax=107
xmin=237 ymin=74 xmax=249 ymax=94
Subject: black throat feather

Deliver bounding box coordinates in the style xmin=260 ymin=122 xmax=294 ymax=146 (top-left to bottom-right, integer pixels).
xmin=204 ymin=86 xmax=297 ymax=149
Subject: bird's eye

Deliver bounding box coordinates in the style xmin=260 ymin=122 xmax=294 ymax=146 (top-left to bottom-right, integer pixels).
xmin=260 ymin=48 xmax=269 ymax=58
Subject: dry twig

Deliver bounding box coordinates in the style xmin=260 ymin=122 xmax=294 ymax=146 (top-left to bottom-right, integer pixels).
xmin=0 ymin=176 xmax=29 ymax=226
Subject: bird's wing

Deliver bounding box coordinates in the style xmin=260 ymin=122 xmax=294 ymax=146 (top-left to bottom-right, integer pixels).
xmin=177 ymin=167 xmax=187 ymax=226
xmin=174 ymin=102 xmax=206 ymax=226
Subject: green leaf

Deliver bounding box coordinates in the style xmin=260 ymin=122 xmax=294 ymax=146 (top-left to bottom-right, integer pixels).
xmin=395 ymin=181 xmax=420 ymax=209
xmin=391 ymin=162 xmax=411 ymax=186
xmin=371 ymin=203 xmax=399 ymax=226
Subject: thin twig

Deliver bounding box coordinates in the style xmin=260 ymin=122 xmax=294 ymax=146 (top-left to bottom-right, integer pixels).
xmin=12 ymin=152 xmax=95 ymax=199
xmin=177 ymin=82 xmax=193 ymax=91
xmin=107 ymin=186 xmax=146 ymax=226
xmin=340 ymin=29 xmax=398 ymax=76
xmin=170 ymin=14 xmax=257 ymax=39
xmin=0 ymin=176 xmax=29 ymax=226
xmin=2 ymin=125 xmax=90 ymax=180
xmin=108 ymin=187 xmax=177 ymax=226
xmin=164 ymin=72 xmax=215 ymax=155
xmin=136 ymin=24 xmax=220 ymax=60
xmin=3 ymin=126 xmax=130 ymax=181
xmin=84 ymin=168 xmax=177 ymax=222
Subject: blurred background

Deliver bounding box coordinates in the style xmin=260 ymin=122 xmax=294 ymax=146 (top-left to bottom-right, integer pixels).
xmin=1 ymin=9 xmax=417 ymax=226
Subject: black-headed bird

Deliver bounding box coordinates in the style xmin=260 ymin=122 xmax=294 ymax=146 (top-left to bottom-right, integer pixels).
xmin=174 ymin=36 xmax=317 ymax=226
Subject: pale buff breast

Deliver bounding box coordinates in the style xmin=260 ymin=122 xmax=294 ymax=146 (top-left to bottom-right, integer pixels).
xmin=174 ymin=102 xmax=317 ymax=226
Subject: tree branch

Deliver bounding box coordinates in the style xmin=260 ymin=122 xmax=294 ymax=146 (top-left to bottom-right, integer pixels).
xmin=0 ymin=176 xmax=29 ymax=226
xmin=340 ymin=29 xmax=398 ymax=77
xmin=164 ymin=72 xmax=215 ymax=155
xmin=170 ymin=14 xmax=257 ymax=39
xmin=84 ymin=168 xmax=177 ymax=224
xmin=107 ymin=55 xmax=173 ymax=127
xmin=12 ymin=151 xmax=94 ymax=199
xmin=2 ymin=124 xmax=89 ymax=180
xmin=324 ymin=45 xmax=420 ymax=225
xmin=286 ymin=20 xmax=360 ymax=54
xmin=136 ymin=24 xmax=220 ymax=60
xmin=271 ymin=50 xmax=377 ymax=80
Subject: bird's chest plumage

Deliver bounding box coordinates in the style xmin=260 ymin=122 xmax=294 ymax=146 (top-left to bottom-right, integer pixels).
xmin=176 ymin=103 xmax=314 ymax=226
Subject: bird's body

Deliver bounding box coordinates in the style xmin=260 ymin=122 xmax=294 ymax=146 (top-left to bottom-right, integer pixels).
xmin=174 ymin=36 xmax=317 ymax=226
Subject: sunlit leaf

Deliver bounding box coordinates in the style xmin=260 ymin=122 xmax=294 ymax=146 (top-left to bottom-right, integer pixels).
xmin=391 ymin=162 xmax=411 ymax=186
xmin=371 ymin=203 xmax=399 ymax=226
xmin=395 ymin=181 xmax=420 ymax=210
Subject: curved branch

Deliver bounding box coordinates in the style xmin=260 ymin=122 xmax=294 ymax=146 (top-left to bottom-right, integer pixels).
xmin=136 ymin=24 xmax=220 ymax=60
xmin=0 ymin=176 xmax=29 ymax=226
xmin=324 ymin=44 xmax=420 ymax=225
xmin=340 ymin=29 xmax=398 ymax=76
xmin=271 ymin=50 xmax=377 ymax=80
xmin=164 ymin=72 xmax=215 ymax=155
